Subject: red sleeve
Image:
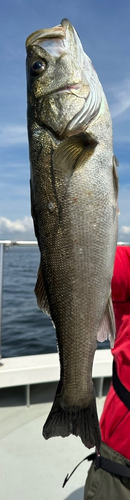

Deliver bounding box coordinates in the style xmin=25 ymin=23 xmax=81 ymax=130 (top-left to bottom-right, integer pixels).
xmin=100 ymin=246 xmax=130 ymax=459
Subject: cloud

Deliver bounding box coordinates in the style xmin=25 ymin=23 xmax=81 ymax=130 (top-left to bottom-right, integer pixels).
xmin=121 ymin=226 xmax=130 ymax=235
xmin=119 ymin=225 xmax=130 ymax=243
xmin=0 ymin=216 xmax=33 ymax=234
xmin=109 ymin=79 xmax=130 ymax=119
xmin=0 ymin=125 xmax=27 ymax=147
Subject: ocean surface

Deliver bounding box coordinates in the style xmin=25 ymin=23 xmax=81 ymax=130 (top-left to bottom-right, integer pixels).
xmin=1 ymin=245 xmax=109 ymax=358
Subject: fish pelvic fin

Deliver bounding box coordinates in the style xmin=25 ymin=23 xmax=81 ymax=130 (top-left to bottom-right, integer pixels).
xmin=43 ymin=384 xmax=101 ymax=450
xmin=97 ymin=295 xmax=115 ymax=348
xmin=35 ymin=261 xmax=51 ymax=316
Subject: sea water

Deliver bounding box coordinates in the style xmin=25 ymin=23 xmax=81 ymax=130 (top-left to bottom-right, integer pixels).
xmin=1 ymin=245 xmax=57 ymax=357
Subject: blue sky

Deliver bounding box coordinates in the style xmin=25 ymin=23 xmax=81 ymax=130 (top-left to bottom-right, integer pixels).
xmin=0 ymin=0 xmax=130 ymax=241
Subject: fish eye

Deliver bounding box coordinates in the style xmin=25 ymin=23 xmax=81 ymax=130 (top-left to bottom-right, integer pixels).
xmin=31 ymin=60 xmax=46 ymax=74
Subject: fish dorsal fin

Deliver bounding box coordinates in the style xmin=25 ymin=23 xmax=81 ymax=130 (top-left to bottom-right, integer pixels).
xmin=97 ymin=295 xmax=115 ymax=348
xmin=35 ymin=261 xmax=51 ymax=316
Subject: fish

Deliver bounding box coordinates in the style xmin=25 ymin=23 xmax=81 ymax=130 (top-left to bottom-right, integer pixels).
xmin=26 ymin=18 xmax=118 ymax=450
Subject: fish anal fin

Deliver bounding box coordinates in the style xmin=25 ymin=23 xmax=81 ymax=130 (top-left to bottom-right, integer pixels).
xmin=97 ymin=296 xmax=115 ymax=348
xmin=35 ymin=261 xmax=51 ymax=316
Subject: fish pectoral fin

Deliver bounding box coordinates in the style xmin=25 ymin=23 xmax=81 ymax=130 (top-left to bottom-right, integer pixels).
xmin=53 ymin=135 xmax=85 ymax=175
xmin=97 ymin=296 xmax=115 ymax=348
xmin=53 ymin=135 xmax=95 ymax=203
xmin=52 ymin=137 xmax=86 ymax=204
xmin=35 ymin=261 xmax=51 ymax=316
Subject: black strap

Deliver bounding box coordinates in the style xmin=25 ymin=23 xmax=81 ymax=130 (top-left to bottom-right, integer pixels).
xmin=113 ymin=360 xmax=130 ymax=410
xmin=95 ymin=453 xmax=130 ymax=479
xmin=62 ymin=451 xmax=130 ymax=487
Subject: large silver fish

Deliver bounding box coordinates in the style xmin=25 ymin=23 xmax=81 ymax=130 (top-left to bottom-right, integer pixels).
xmin=26 ymin=19 xmax=118 ymax=449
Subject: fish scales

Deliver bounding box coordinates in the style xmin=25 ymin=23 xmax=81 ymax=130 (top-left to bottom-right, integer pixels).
xmin=26 ymin=18 xmax=118 ymax=449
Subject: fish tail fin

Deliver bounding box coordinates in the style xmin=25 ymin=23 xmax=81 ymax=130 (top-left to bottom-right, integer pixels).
xmin=43 ymin=384 xmax=101 ymax=449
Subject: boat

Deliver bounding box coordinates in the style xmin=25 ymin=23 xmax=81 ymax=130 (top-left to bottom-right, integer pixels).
xmin=0 ymin=240 xmax=129 ymax=499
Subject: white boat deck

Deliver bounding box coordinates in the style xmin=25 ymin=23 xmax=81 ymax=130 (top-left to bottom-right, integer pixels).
xmin=0 ymin=351 xmax=112 ymax=498
xmin=0 ymin=384 xmax=105 ymax=500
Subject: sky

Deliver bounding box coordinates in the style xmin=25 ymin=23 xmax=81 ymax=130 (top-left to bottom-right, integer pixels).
xmin=0 ymin=0 xmax=130 ymax=242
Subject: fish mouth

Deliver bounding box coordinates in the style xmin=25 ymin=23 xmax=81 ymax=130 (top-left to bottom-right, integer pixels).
xmin=26 ymin=21 xmax=67 ymax=50
xmin=42 ymin=82 xmax=88 ymax=100
xmin=52 ymin=82 xmax=83 ymax=96
xmin=25 ymin=19 xmax=74 ymax=56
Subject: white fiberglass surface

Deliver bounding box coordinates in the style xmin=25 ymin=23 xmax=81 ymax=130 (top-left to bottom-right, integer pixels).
xmin=0 ymin=393 xmax=105 ymax=500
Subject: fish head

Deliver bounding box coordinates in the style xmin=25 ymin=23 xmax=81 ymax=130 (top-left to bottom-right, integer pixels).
xmin=26 ymin=18 xmax=102 ymax=138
